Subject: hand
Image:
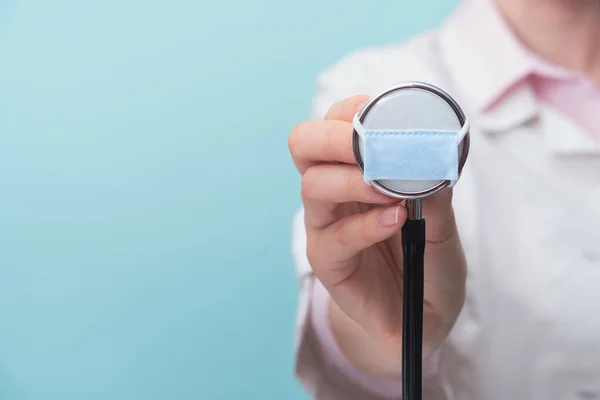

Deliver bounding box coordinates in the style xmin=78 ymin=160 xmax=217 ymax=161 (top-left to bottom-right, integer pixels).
xmin=288 ymin=95 xmax=467 ymax=377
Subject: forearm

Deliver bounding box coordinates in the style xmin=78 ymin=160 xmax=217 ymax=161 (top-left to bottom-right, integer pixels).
xmin=328 ymin=288 xmax=448 ymax=380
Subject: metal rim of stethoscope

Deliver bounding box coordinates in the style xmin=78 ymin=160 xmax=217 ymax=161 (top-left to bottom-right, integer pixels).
xmin=352 ymin=81 xmax=471 ymax=200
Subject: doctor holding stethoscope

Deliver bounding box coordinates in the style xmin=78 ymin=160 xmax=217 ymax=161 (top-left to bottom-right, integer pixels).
xmin=287 ymin=0 xmax=600 ymax=399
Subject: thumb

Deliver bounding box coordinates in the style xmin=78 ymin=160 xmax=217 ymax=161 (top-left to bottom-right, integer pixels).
xmin=421 ymin=188 xmax=458 ymax=244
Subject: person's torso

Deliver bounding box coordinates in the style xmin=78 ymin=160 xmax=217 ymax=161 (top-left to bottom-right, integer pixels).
xmin=329 ymin=29 xmax=600 ymax=399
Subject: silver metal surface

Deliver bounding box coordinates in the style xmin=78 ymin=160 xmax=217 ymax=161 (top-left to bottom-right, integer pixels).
xmin=405 ymin=199 xmax=423 ymax=220
xmin=352 ymin=81 xmax=470 ymax=200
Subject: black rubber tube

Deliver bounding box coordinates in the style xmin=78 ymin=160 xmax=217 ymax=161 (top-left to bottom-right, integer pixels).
xmin=401 ymin=218 xmax=426 ymax=400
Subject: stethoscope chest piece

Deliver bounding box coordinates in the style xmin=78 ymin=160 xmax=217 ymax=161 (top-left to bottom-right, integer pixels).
xmin=352 ymin=81 xmax=470 ymax=202
xmin=351 ymin=82 xmax=470 ymax=400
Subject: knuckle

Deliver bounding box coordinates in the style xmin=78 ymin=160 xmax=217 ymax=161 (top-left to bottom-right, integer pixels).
xmin=341 ymin=168 xmax=356 ymax=196
xmin=288 ymin=121 xmax=309 ymax=157
xmin=300 ymin=169 xmax=318 ymax=201
xmin=323 ymin=120 xmax=336 ymax=140
xmin=333 ymin=119 xmax=354 ymax=153
xmin=330 ymin=121 xmax=349 ymax=152
xmin=324 ymin=121 xmax=350 ymax=156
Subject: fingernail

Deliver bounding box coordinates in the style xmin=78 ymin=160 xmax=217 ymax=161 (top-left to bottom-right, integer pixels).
xmin=378 ymin=206 xmax=400 ymax=226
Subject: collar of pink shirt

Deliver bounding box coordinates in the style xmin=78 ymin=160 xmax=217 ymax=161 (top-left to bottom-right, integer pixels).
xmin=445 ymin=0 xmax=600 ymax=141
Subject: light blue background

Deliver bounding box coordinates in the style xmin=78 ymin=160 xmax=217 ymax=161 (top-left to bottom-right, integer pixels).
xmin=0 ymin=1 xmax=455 ymax=399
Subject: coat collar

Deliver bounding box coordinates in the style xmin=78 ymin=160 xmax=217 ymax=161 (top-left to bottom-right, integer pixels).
xmin=437 ymin=0 xmax=600 ymax=155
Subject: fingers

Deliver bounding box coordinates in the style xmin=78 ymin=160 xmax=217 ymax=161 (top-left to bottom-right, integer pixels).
xmin=325 ymin=95 xmax=371 ymax=121
xmin=289 ymin=120 xmax=354 ymax=174
xmin=422 ymin=189 xmax=458 ymax=244
xmin=302 ymin=164 xmax=394 ymax=205
xmin=289 ymin=95 xmax=370 ymax=174
xmin=302 ymin=164 xmax=396 ymax=228
xmin=308 ymin=205 xmax=407 ymax=279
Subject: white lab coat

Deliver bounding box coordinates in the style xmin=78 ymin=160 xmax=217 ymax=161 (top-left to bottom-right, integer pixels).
xmin=292 ymin=4 xmax=600 ymax=400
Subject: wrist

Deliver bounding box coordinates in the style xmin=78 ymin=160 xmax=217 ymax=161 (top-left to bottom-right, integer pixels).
xmin=328 ymin=295 xmax=449 ymax=378
xmin=329 ymin=297 xmax=404 ymax=378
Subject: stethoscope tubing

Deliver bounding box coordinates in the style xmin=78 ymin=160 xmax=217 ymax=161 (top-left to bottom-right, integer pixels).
xmin=403 ymin=199 xmax=425 ymax=400
xmin=351 ymin=82 xmax=470 ymax=400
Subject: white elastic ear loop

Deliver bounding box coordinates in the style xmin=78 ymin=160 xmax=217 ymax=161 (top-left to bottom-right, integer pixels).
xmin=353 ymin=113 xmax=367 ymax=139
xmin=458 ymin=119 xmax=470 ymax=144
xmin=352 ymin=113 xmax=469 ymax=188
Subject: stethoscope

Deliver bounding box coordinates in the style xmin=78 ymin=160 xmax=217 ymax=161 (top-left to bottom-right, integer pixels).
xmin=352 ymin=82 xmax=470 ymax=400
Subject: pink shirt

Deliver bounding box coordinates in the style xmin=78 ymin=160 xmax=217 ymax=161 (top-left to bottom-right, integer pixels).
xmin=308 ymin=0 xmax=600 ymax=397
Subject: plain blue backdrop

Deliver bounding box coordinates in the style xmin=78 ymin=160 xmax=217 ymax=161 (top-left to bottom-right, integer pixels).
xmin=0 ymin=1 xmax=456 ymax=399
